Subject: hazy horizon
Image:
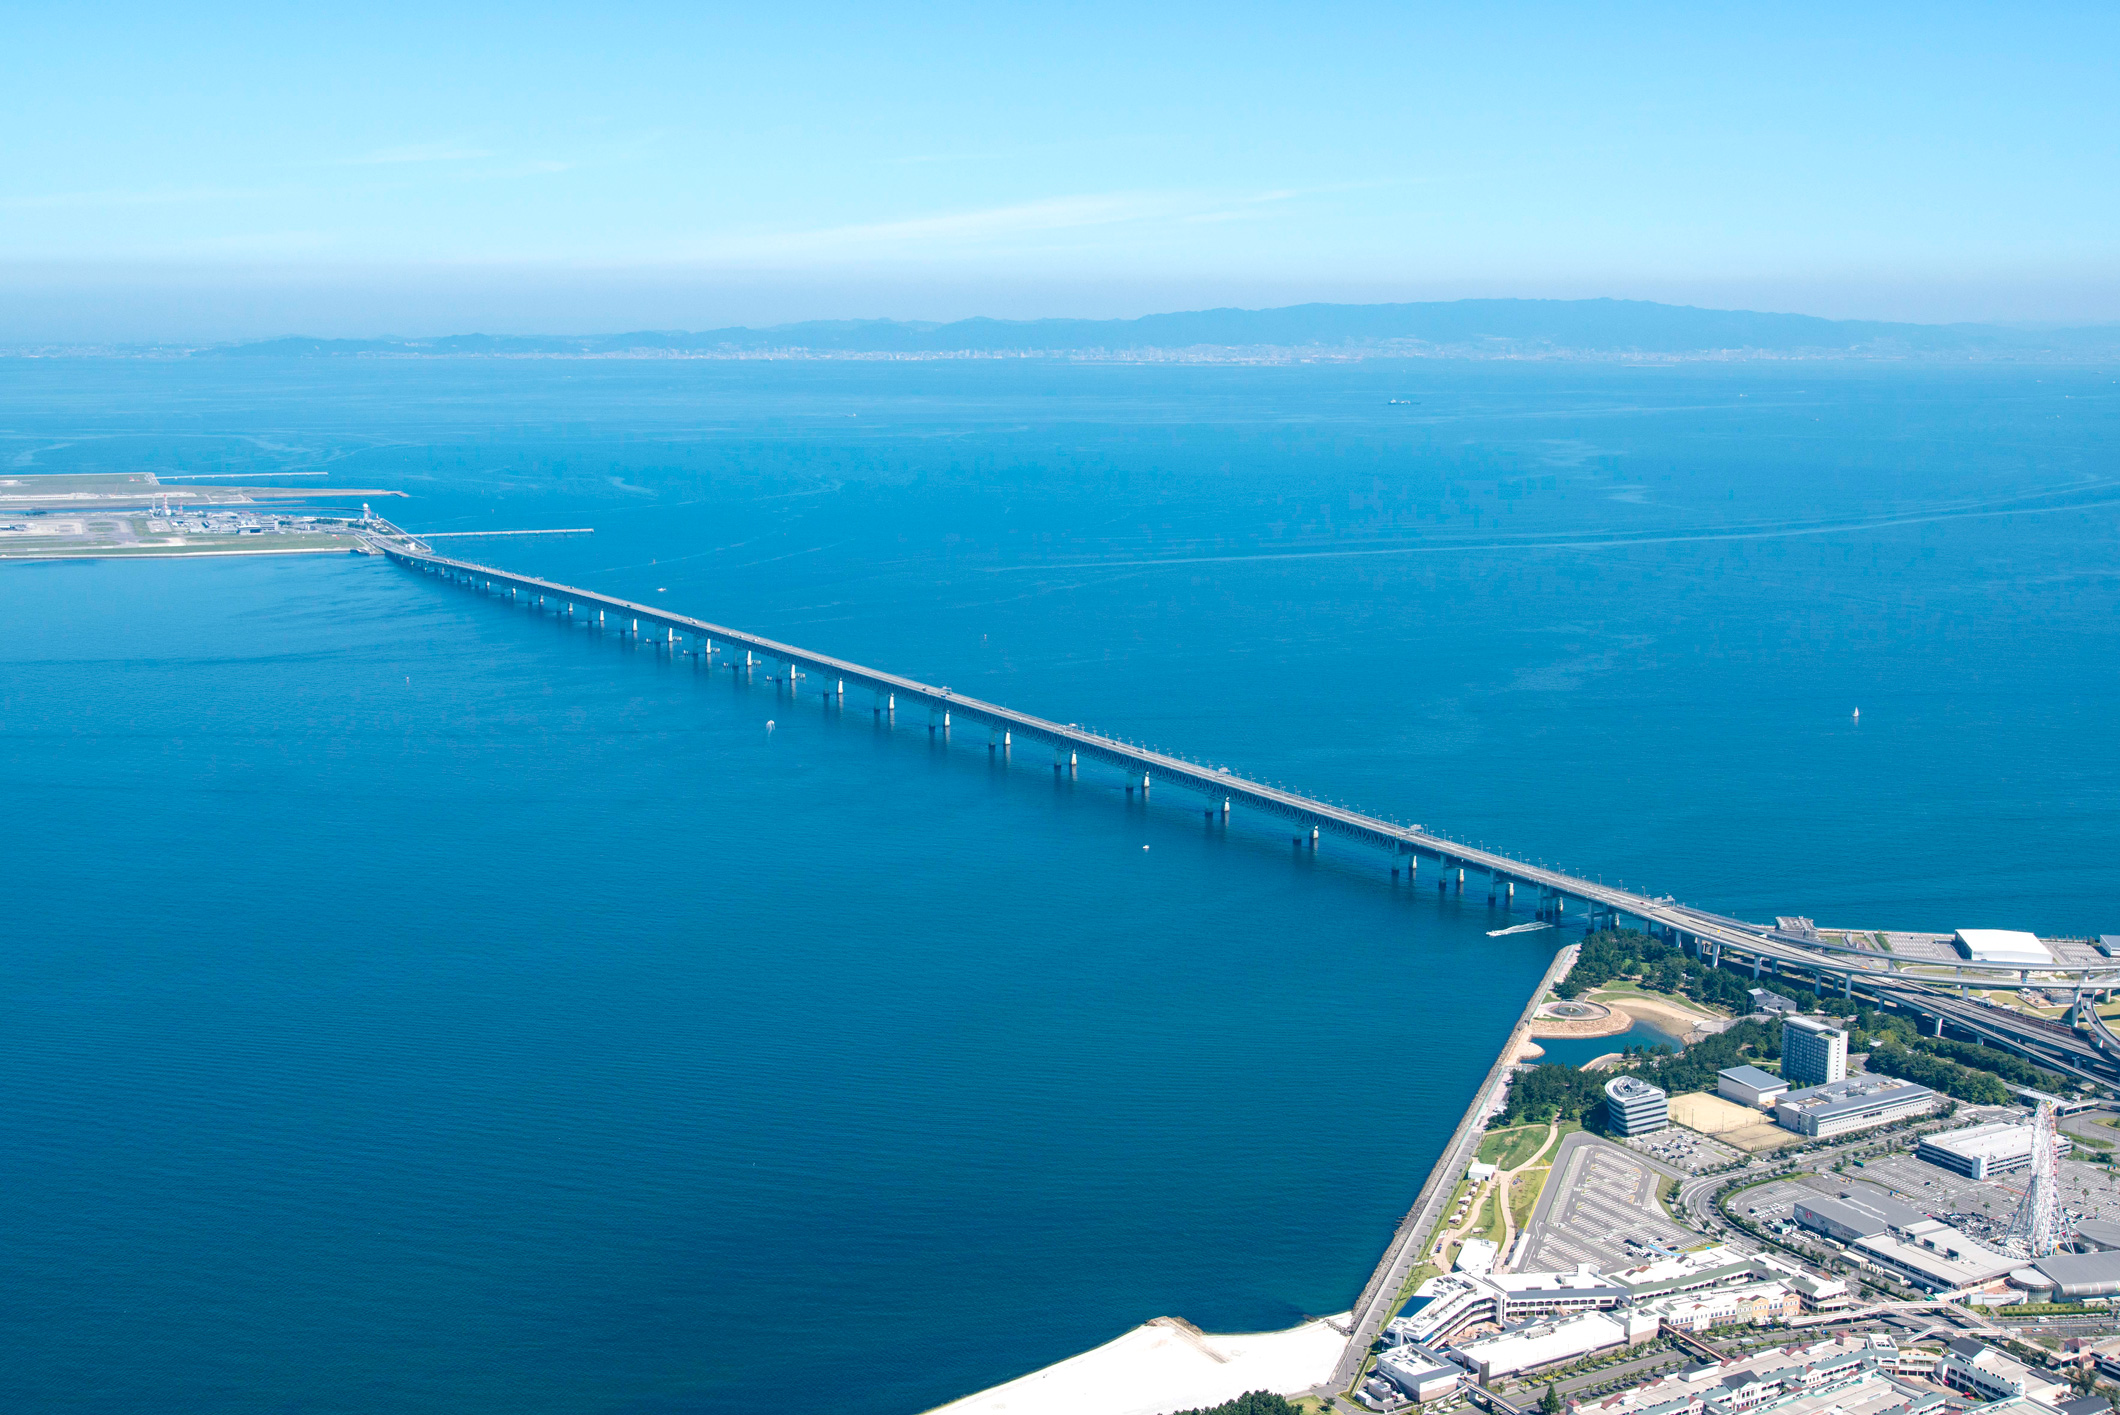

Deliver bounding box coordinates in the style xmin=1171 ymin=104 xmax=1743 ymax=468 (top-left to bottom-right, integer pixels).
xmin=7 ymin=3 xmax=2119 ymax=342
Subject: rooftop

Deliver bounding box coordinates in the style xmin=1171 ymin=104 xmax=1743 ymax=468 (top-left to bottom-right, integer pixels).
xmin=1778 ymin=1076 xmax=1931 ymax=1120
xmin=1607 ymin=1075 xmax=1667 ymax=1102
xmin=1918 ymin=1120 xmax=2040 ymax=1161
xmin=1953 ymin=929 xmax=2054 ymax=966
xmin=1719 ymin=1064 xmax=1786 ymax=1090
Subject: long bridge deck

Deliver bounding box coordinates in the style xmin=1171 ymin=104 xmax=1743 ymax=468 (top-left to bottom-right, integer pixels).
xmin=377 ymin=540 xmax=2117 ymax=989
xmin=374 ymin=535 xmax=2120 ymax=1385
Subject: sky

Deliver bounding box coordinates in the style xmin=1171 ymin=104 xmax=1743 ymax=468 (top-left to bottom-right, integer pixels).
xmin=4 ymin=1 xmax=2118 ymax=340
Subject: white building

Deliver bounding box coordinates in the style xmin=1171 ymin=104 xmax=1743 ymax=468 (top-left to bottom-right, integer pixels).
xmin=1717 ymin=1064 xmax=1789 ymax=1108
xmin=1454 ymin=1238 xmax=1499 ymax=1274
xmin=1447 ymin=1310 xmax=1655 ymax=1381
xmin=1375 ymin=1343 xmax=1463 ymax=1402
xmin=1575 ymin=1335 xmax=1938 ymax=1415
xmin=1606 ymin=1075 xmax=1669 ymax=1136
xmin=1953 ymin=930 xmax=2053 ymax=968
xmin=1850 ymin=1220 xmax=2019 ymax=1297
xmin=1636 ymin=1279 xmax=1802 ymax=1333
xmin=1917 ymin=1119 xmax=2073 ymax=1180
xmin=1774 ymin=1076 xmax=1933 ymax=1137
xmin=1935 ymin=1339 xmax=2073 ymax=1406
xmin=1748 ymin=1253 xmax=1851 ymax=1311
xmin=1781 ymin=1016 xmax=1849 ymax=1086
xmin=1387 ymin=1266 xmax=1627 ymax=1348
xmin=1605 ymin=1244 xmax=1759 ymax=1300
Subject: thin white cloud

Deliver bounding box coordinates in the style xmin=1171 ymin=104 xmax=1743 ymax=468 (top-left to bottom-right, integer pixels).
xmin=693 ymin=191 xmax=1246 ymax=261
xmin=0 ymin=185 xmax=259 ymax=211
xmin=346 ymin=142 xmax=494 ymax=166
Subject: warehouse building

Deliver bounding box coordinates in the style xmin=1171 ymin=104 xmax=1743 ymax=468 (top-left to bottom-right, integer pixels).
xmin=1952 ymin=930 xmax=2054 ymax=967
xmin=1850 ymin=1221 xmax=2018 ymax=1296
xmin=1446 ymin=1309 xmax=1658 ymax=1382
xmin=1793 ymin=1191 xmax=1927 ymax=1245
xmin=1916 ymin=1120 xmax=2073 ymax=1180
xmin=1718 ymin=1064 xmax=1790 ymax=1109
xmin=2026 ymin=1250 xmax=2120 ymax=1301
xmin=1774 ymin=1076 xmax=1933 ymax=1137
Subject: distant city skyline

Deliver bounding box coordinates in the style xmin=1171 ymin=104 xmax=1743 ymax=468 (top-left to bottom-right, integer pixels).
xmin=6 ymin=1 xmax=2118 ymax=340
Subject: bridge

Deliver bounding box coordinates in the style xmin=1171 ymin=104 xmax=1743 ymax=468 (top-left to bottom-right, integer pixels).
xmin=374 ymin=536 xmax=2120 ymax=1386
xmin=377 ymin=539 xmax=2118 ymax=991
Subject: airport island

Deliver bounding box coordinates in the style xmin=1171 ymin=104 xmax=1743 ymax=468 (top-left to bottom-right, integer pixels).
xmin=13 ymin=471 xmax=2120 ymax=1415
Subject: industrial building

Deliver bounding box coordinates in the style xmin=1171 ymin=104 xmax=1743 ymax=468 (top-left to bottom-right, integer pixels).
xmin=1781 ymin=1016 xmax=1849 ymax=1086
xmin=1773 ymin=1076 xmax=1932 ymax=1137
xmin=1850 ymin=1220 xmax=2018 ymax=1296
xmin=1952 ymin=929 xmax=2053 ymax=967
xmin=1790 ymin=1191 xmax=2017 ymax=1296
xmin=1792 ymin=1191 xmax=1926 ymax=1245
xmin=1605 ymin=1075 xmax=1669 ymax=1136
xmin=1717 ymin=1064 xmax=1789 ymax=1108
xmin=1445 ymin=1309 xmax=1657 ymax=1381
xmin=2024 ymin=1250 xmax=2120 ymax=1301
xmin=1916 ymin=1120 xmax=2074 ymax=1180
xmin=1373 ymin=1342 xmax=1463 ymax=1403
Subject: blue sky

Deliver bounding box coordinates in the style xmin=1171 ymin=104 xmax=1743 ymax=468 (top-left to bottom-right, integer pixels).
xmin=5 ymin=1 xmax=2117 ymax=338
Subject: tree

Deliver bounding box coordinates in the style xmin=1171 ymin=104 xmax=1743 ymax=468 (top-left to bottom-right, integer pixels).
xmin=1543 ymin=1383 xmax=1564 ymax=1415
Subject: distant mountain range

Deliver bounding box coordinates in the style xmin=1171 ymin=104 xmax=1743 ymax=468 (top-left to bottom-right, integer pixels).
xmin=196 ymin=299 xmax=2120 ymax=361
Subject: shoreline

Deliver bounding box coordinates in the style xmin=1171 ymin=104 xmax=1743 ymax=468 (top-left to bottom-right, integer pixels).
xmin=922 ymin=942 xmax=1585 ymax=1415
xmin=925 ymin=1315 xmax=1351 ymax=1415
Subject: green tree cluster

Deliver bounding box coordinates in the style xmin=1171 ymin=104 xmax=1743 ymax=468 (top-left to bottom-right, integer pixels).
xmin=1501 ymin=1017 xmax=1781 ymax=1124
xmin=1169 ymin=1394 xmax=1300 ymax=1415
xmin=1864 ymin=1042 xmax=2011 ymax=1105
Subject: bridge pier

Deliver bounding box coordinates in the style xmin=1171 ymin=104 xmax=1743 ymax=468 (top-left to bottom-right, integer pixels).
xmin=1310 ymin=826 xmax=1319 ymax=849
xmin=1221 ymin=796 xmax=1230 ymax=818
xmin=1141 ymin=771 xmax=1151 ymax=796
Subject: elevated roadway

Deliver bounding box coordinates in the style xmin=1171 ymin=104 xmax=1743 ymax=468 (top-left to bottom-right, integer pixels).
xmin=378 ymin=539 xmax=2118 ymax=1002
xmin=378 ymin=539 xmax=2120 ymax=1390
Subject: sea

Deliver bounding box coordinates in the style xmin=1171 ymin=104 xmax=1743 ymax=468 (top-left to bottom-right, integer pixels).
xmin=1 ymin=357 xmax=2115 ymax=1413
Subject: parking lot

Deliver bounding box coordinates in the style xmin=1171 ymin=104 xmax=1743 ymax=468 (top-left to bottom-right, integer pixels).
xmin=1520 ymin=1133 xmax=1695 ymax=1272
xmin=1620 ymin=1125 xmax=1743 ymax=1173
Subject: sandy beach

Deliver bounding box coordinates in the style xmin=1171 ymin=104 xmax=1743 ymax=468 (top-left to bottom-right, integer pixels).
xmin=926 ymin=1315 xmax=1347 ymax=1415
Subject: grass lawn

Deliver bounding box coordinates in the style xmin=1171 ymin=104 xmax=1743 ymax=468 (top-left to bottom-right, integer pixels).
xmin=1510 ymin=1165 xmax=1551 ymax=1230
xmin=1479 ymin=1123 xmax=1555 ymax=1170
xmin=1586 ymin=978 xmax=1732 ymax=1019
xmin=1471 ymin=1191 xmax=1504 ymax=1246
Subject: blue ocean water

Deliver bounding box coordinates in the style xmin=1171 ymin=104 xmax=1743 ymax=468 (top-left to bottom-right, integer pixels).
xmin=1526 ymin=1021 xmax=1685 ymax=1070
xmin=2 ymin=357 xmax=2117 ymax=1413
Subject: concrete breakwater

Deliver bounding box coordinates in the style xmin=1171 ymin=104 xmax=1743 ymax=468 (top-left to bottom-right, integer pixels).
xmin=1327 ymin=941 xmax=1581 ymax=1394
